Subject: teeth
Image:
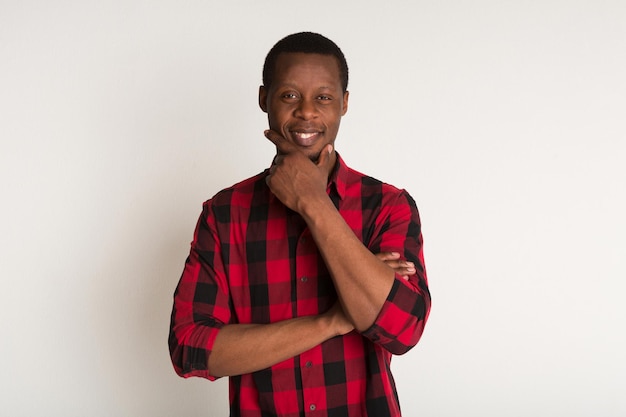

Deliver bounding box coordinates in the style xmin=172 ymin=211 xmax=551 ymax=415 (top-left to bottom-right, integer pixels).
xmin=295 ymin=132 xmax=316 ymax=139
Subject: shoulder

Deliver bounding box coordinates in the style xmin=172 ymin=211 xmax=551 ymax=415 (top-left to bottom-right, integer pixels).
xmin=343 ymin=163 xmax=409 ymax=202
xmin=203 ymin=171 xmax=269 ymax=212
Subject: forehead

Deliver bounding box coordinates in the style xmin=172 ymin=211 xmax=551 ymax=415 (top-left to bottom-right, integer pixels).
xmin=272 ymin=53 xmax=342 ymax=89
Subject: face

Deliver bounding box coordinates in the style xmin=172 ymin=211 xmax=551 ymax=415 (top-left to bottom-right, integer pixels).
xmin=259 ymin=53 xmax=349 ymax=161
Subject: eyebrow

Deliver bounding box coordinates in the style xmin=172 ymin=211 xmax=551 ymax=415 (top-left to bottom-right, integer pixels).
xmin=276 ymin=83 xmax=338 ymax=91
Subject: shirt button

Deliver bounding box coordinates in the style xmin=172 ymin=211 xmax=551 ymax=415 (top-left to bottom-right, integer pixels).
xmin=305 ymin=361 xmax=312 ymax=368
xmin=309 ymin=404 xmax=316 ymax=411
xmin=300 ymin=276 xmax=308 ymax=282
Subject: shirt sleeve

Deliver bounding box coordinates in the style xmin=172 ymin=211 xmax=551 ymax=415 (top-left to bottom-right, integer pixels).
xmin=361 ymin=190 xmax=431 ymax=355
xmin=168 ymin=200 xmax=231 ymax=380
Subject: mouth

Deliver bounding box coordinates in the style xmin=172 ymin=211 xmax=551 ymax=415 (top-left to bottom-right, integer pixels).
xmin=289 ymin=130 xmax=323 ymax=147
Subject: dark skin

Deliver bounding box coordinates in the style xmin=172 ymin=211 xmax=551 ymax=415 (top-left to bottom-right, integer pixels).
xmin=208 ymin=53 xmax=415 ymax=378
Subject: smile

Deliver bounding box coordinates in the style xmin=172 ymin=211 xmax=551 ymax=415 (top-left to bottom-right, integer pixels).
xmin=295 ymin=132 xmax=317 ymax=139
xmin=290 ymin=130 xmax=322 ymax=146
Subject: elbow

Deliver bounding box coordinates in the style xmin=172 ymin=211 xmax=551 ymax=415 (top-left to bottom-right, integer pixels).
xmin=362 ymin=296 xmax=431 ymax=355
xmin=206 ymin=354 xmax=228 ymax=378
xmin=370 ymin=321 xmax=428 ymax=355
xmin=168 ymin=326 xmax=218 ymax=380
xmin=392 ymin=319 xmax=428 ymax=355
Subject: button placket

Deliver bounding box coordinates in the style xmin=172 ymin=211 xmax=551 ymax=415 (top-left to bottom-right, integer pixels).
xmin=295 ymin=228 xmax=323 ymax=415
xmin=300 ymin=347 xmax=324 ymax=415
xmin=295 ymin=229 xmax=317 ymax=317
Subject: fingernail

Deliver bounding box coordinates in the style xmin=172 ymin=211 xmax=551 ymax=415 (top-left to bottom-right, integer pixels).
xmin=328 ymin=144 xmax=333 ymax=154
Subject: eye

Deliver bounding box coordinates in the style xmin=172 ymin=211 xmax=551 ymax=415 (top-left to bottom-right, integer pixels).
xmin=317 ymin=95 xmax=332 ymax=101
xmin=281 ymin=92 xmax=299 ymax=100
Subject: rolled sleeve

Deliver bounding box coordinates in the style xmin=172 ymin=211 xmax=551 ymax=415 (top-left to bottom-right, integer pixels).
xmin=362 ymin=190 xmax=431 ymax=354
xmin=168 ymin=201 xmax=231 ymax=380
xmin=362 ymin=276 xmax=430 ymax=354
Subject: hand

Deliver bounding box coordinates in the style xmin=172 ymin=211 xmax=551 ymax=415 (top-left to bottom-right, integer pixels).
xmin=375 ymin=252 xmax=416 ymax=281
xmin=264 ymin=130 xmax=335 ymax=213
xmin=322 ymin=301 xmax=354 ymax=336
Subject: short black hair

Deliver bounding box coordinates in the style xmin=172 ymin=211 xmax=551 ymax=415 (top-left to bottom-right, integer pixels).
xmin=262 ymin=32 xmax=349 ymax=92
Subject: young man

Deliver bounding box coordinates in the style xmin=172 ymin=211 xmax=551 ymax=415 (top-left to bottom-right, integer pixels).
xmin=169 ymin=32 xmax=431 ymax=416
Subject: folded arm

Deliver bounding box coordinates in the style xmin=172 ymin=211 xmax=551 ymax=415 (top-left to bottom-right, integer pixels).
xmin=264 ymin=131 xmax=431 ymax=352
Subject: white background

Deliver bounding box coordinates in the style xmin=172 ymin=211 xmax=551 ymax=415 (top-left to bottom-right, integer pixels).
xmin=1 ymin=1 xmax=625 ymax=416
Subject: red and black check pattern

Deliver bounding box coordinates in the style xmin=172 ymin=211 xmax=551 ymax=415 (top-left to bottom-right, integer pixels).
xmin=169 ymin=155 xmax=431 ymax=417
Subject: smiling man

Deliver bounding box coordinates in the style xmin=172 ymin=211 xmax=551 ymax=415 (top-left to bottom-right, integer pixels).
xmin=169 ymin=32 xmax=431 ymax=417
xmin=260 ymin=51 xmax=347 ymax=164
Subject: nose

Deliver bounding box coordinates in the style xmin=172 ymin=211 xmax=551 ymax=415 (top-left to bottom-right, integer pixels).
xmin=294 ymin=98 xmax=318 ymax=120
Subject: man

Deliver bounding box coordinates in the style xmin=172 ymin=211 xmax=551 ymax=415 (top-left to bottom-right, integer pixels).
xmin=169 ymin=32 xmax=431 ymax=416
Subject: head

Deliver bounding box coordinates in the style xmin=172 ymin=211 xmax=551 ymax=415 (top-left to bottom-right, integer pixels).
xmin=259 ymin=32 xmax=350 ymax=162
xmin=262 ymin=32 xmax=349 ymax=93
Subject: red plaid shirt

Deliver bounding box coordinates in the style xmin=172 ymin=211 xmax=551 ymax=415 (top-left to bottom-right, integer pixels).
xmin=169 ymin=155 xmax=431 ymax=417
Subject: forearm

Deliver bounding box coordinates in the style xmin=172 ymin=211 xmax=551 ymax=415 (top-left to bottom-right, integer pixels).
xmin=299 ymin=196 xmax=396 ymax=332
xmin=208 ymin=311 xmax=347 ymax=377
xmin=263 ymin=139 xmax=428 ymax=342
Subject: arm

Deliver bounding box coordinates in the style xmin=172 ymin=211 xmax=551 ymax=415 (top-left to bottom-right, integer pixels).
xmin=208 ymin=303 xmax=351 ymax=377
xmin=168 ymin=202 xmax=232 ymax=379
xmin=265 ymin=131 xmax=430 ymax=351
xmin=360 ymin=191 xmax=431 ymax=354
xmin=209 ymin=255 xmax=416 ymax=377
xmin=301 ymin=185 xmax=430 ymax=352
xmin=300 ymin=193 xmax=398 ymax=331
xmin=169 ymin=200 xmax=353 ymax=379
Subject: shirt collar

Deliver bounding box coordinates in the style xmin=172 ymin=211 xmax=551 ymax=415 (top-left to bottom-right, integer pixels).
xmin=328 ymin=152 xmax=348 ymax=200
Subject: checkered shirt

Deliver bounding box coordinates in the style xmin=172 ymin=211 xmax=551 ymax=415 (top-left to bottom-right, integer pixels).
xmin=169 ymin=155 xmax=431 ymax=416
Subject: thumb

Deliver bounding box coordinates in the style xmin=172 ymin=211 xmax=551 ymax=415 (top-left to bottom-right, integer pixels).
xmin=316 ymin=143 xmax=334 ymax=168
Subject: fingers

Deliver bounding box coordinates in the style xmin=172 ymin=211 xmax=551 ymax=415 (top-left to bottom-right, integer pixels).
xmin=264 ymin=129 xmax=297 ymax=155
xmin=375 ymin=251 xmax=401 ymax=261
xmin=376 ymin=252 xmax=416 ymax=280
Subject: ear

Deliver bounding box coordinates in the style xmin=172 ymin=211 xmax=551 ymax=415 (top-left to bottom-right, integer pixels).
xmin=341 ymin=91 xmax=349 ymax=116
xmin=258 ymin=85 xmax=268 ymax=113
